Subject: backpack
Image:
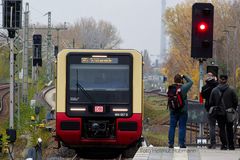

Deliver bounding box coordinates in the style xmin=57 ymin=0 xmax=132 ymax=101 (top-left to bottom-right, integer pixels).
xmin=167 ymin=84 xmax=184 ymax=112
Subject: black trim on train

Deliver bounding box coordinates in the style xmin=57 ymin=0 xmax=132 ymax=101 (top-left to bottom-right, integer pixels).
xmin=118 ymin=122 xmax=138 ymax=131
xmin=65 ymin=52 xmax=133 ymax=118
xmin=61 ymin=121 xmax=80 ymax=130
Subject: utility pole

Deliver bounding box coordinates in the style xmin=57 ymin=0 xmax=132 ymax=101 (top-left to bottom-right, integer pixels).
xmin=55 ymin=22 xmax=66 ymax=53
xmin=228 ymin=25 xmax=237 ymax=87
xmin=46 ymin=12 xmax=52 ymax=81
xmin=22 ymin=3 xmax=29 ymax=105
xmin=226 ymin=31 xmax=230 ymax=76
xmin=233 ymin=27 xmax=238 ymax=88
xmin=223 ymin=30 xmax=230 ymax=75
xmin=2 ymin=1 xmax=22 ymax=158
xmin=14 ymin=32 xmax=22 ymax=129
xmin=17 ymin=49 xmax=20 ymax=128
xmin=73 ymin=38 xmax=75 ymax=48
xmin=9 ymin=29 xmax=15 ymax=130
xmin=198 ymin=59 xmax=204 ymax=140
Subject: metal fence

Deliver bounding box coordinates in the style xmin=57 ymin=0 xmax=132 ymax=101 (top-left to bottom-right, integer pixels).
xmin=187 ymin=102 xmax=240 ymax=147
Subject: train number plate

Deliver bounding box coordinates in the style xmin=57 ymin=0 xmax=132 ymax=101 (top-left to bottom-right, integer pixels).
xmin=94 ymin=106 xmax=104 ymax=113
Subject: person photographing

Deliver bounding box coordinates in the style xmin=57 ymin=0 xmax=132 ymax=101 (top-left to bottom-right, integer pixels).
xmin=168 ymin=74 xmax=193 ymax=148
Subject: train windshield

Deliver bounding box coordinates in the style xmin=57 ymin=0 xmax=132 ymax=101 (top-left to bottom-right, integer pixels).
xmin=68 ymin=64 xmax=130 ymax=104
xmin=70 ymin=64 xmax=129 ymax=91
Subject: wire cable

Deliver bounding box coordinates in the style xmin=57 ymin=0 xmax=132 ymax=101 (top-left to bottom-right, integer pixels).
xmin=7 ymin=144 xmax=14 ymax=160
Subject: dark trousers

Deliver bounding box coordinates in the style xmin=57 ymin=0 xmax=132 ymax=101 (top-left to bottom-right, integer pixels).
xmin=168 ymin=111 xmax=188 ymax=146
xmin=226 ymin=121 xmax=234 ymax=147
xmin=216 ymin=116 xmax=234 ymax=147
xmin=208 ymin=114 xmax=216 ymax=145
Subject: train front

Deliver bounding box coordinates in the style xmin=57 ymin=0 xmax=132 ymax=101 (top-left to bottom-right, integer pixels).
xmin=56 ymin=49 xmax=143 ymax=151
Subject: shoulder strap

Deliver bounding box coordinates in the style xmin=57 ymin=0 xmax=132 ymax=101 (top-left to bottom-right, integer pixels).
xmin=176 ymin=84 xmax=184 ymax=99
xmin=217 ymin=88 xmax=228 ymax=107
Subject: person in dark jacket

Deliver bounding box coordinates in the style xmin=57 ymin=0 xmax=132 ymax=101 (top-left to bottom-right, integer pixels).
xmin=209 ymin=75 xmax=238 ymax=150
xmin=201 ymin=72 xmax=218 ymax=149
xmin=168 ymin=74 xmax=193 ymax=148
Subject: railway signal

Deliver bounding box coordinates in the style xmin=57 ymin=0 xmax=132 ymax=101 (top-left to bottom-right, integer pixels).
xmin=2 ymin=0 xmax=22 ymax=31
xmin=191 ymin=3 xmax=214 ymax=145
xmin=2 ymin=1 xmax=23 ymax=152
xmin=33 ymin=34 xmax=42 ymax=67
xmin=191 ymin=3 xmax=214 ymax=59
xmin=54 ymin=45 xmax=59 ymax=57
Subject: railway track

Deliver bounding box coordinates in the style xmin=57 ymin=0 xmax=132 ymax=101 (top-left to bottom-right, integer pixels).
xmin=0 ymin=83 xmax=9 ymax=113
xmin=40 ymin=85 xmax=55 ymax=110
xmin=0 ymin=83 xmax=10 ymax=132
xmin=41 ymin=87 xmax=136 ymax=159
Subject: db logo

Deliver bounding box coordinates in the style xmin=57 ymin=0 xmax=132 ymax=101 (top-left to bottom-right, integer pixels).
xmin=94 ymin=106 xmax=104 ymax=113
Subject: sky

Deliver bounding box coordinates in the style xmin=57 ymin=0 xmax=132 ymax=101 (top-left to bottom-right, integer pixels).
xmin=23 ymin=0 xmax=183 ymax=59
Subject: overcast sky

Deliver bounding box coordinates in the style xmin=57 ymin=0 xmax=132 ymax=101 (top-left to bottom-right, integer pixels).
xmin=23 ymin=0 xmax=183 ymax=58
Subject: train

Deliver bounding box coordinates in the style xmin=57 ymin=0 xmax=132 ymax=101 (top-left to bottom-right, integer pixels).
xmin=55 ymin=49 xmax=143 ymax=157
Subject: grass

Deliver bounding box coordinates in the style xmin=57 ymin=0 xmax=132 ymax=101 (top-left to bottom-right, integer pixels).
xmin=144 ymin=94 xmax=168 ymax=124
xmin=143 ymin=94 xmax=170 ymax=146
xmin=143 ymin=131 xmax=168 ymax=146
xmin=0 ymin=78 xmax=53 ymax=159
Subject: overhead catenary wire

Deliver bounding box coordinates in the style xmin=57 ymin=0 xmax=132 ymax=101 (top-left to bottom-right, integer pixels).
xmin=29 ymin=5 xmax=67 ymax=26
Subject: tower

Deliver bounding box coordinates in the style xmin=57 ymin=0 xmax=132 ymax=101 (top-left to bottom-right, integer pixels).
xmin=160 ymin=0 xmax=166 ymax=60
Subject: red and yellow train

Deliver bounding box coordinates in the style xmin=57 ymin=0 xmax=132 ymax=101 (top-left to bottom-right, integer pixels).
xmin=55 ymin=49 xmax=143 ymax=157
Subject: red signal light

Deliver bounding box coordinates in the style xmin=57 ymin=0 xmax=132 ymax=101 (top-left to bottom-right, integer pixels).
xmin=198 ymin=22 xmax=207 ymax=32
xmin=200 ymin=24 xmax=206 ymax=30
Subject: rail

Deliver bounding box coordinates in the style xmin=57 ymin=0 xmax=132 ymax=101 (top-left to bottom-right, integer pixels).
xmin=0 ymin=84 xmax=10 ymax=112
xmin=41 ymin=86 xmax=55 ymax=111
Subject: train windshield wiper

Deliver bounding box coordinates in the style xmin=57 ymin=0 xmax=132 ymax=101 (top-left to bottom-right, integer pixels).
xmin=76 ymin=70 xmax=95 ymax=104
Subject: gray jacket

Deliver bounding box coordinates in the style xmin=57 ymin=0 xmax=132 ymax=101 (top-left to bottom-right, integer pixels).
xmin=209 ymin=84 xmax=238 ymax=110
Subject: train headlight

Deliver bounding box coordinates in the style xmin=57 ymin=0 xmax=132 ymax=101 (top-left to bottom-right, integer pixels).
xmin=112 ymin=108 xmax=128 ymax=112
xmin=70 ymin=107 xmax=86 ymax=111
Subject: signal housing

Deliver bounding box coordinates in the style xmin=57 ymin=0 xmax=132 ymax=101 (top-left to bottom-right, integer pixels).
xmin=191 ymin=3 xmax=214 ymax=59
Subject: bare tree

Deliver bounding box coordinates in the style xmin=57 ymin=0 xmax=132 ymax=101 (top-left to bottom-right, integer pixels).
xmin=62 ymin=17 xmax=122 ymax=49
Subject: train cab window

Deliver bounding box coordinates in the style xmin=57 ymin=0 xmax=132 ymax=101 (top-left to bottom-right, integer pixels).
xmin=69 ymin=65 xmax=129 ymax=92
xmin=66 ymin=54 xmax=132 ymax=106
